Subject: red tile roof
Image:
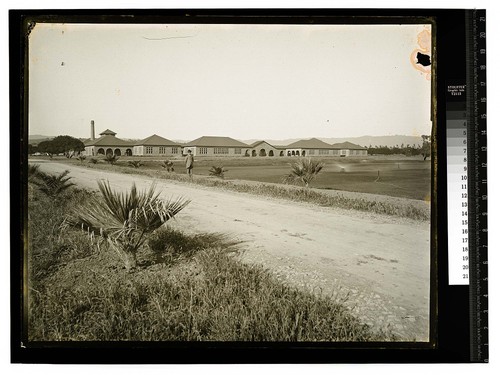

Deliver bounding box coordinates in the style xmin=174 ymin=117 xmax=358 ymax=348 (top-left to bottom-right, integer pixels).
xmin=185 ymin=136 xmax=249 ymax=148
xmin=99 ymin=129 xmax=117 ymax=136
xmin=331 ymin=141 xmax=367 ymax=150
xmin=285 ymin=138 xmax=333 ymax=149
xmin=249 ymin=140 xmax=280 ymax=148
xmin=135 ymin=134 xmax=180 ymax=146
xmin=84 ymin=135 xmax=134 ymax=147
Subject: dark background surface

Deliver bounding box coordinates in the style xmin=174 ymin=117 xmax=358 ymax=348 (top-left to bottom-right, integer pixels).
xmin=10 ymin=8 xmax=479 ymax=364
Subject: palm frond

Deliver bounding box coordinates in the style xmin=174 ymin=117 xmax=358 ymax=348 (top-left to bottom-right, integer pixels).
xmin=128 ymin=161 xmax=142 ymax=168
xmin=67 ymin=180 xmax=190 ymax=269
xmin=104 ymin=154 xmax=119 ymax=164
xmin=209 ymin=166 xmax=227 ymax=179
xmin=32 ymin=170 xmax=75 ymax=197
xmin=282 ymin=158 xmax=324 ymax=187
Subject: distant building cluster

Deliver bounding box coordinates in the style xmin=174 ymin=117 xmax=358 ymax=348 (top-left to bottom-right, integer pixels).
xmin=84 ymin=122 xmax=367 ymax=158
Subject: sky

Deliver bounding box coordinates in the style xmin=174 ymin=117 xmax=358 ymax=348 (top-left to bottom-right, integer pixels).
xmin=28 ymin=22 xmax=432 ymax=141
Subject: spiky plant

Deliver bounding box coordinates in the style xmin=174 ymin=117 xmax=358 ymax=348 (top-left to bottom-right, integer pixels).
xmin=209 ymin=166 xmax=227 ymax=179
xmin=104 ymin=154 xmax=119 ymax=165
xmin=128 ymin=160 xmax=143 ymax=169
xmin=31 ymin=170 xmax=75 ymax=198
xmin=28 ymin=164 xmax=41 ymax=180
xmin=160 ymin=160 xmax=175 ymax=172
xmin=283 ymin=158 xmax=324 ymax=188
xmin=76 ymin=155 xmax=86 ymax=163
xmin=67 ymin=180 xmax=190 ymax=270
xmin=88 ymin=158 xmax=98 ymax=164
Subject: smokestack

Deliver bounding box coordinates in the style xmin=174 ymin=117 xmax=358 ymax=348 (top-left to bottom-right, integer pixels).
xmin=91 ymin=120 xmax=95 ymax=140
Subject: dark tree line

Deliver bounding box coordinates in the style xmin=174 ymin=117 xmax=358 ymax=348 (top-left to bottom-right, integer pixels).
xmin=368 ymin=135 xmax=431 ymax=160
xmin=29 ymin=135 xmax=85 ymax=157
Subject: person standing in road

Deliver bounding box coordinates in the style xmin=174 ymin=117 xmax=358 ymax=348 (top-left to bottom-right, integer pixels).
xmin=185 ymin=149 xmax=194 ymax=178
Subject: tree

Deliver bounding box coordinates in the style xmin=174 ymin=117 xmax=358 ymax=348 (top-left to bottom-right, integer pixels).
xmin=36 ymin=136 xmax=85 ymax=157
xmin=421 ymin=135 xmax=431 ymax=160
xmin=37 ymin=140 xmax=53 ymax=156
xmin=28 ymin=144 xmax=38 ymax=155
xmin=283 ymin=158 xmax=324 ymax=188
xmin=67 ymin=181 xmax=190 ymax=270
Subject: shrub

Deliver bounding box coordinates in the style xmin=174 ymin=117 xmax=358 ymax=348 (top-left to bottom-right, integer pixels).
xmin=104 ymin=154 xmax=119 ymax=165
xmin=283 ymin=158 xmax=324 ymax=188
xmin=160 ymin=160 xmax=175 ymax=172
xmin=209 ymin=165 xmax=227 ymax=179
xmin=128 ymin=161 xmax=143 ymax=169
xmin=76 ymin=154 xmax=86 ymax=163
xmin=28 ymin=164 xmax=41 ymax=180
xmin=88 ymin=158 xmax=98 ymax=164
xmin=67 ymin=181 xmax=190 ymax=271
xmin=31 ymin=170 xmax=75 ymax=198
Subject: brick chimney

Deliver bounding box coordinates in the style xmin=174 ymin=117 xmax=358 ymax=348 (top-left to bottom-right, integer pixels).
xmin=91 ymin=120 xmax=95 ymax=140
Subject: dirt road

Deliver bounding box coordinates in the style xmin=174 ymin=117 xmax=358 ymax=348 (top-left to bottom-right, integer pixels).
xmin=34 ymin=161 xmax=431 ymax=341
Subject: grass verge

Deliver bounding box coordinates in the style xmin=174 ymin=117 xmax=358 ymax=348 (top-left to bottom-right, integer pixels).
xmin=50 ymin=159 xmax=430 ymax=221
xmin=27 ymin=182 xmax=390 ymax=341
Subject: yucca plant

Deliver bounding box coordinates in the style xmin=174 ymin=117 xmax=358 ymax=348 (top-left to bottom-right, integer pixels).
xmin=76 ymin=154 xmax=86 ymax=163
xmin=67 ymin=180 xmax=190 ymax=271
xmin=31 ymin=170 xmax=75 ymax=198
xmin=283 ymin=158 xmax=324 ymax=188
xmin=128 ymin=160 xmax=143 ymax=169
xmin=88 ymin=158 xmax=98 ymax=164
xmin=209 ymin=165 xmax=227 ymax=179
xmin=160 ymin=160 xmax=175 ymax=172
xmin=104 ymin=154 xmax=119 ymax=165
xmin=28 ymin=164 xmax=41 ymax=181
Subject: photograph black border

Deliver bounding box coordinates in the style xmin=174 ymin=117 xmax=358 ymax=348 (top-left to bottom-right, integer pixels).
xmin=10 ymin=8 xmax=474 ymax=364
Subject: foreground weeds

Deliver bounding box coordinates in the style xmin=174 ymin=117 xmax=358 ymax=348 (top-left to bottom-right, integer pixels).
xmin=28 ymin=185 xmax=388 ymax=341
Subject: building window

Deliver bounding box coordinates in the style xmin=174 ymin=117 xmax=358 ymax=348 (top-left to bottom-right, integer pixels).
xmin=199 ymin=147 xmax=208 ymax=155
xmin=234 ymin=148 xmax=241 ymax=155
xmin=214 ymin=147 xmax=228 ymax=155
xmin=308 ymin=149 xmax=316 ymax=155
xmin=159 ymin=147 xmax=166 ymax=154
xmin=172 ymin=147 xmax=178 ymax=154
xmin=146 ymin=146 xmax=153 ymax=154
xmin=319 ymin=149 xmax=329 ymax=155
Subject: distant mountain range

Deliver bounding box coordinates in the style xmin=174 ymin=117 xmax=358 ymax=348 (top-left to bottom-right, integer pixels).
xmin=28 ymin=135 xmax=53 ymax=145
xmin=30 ymin=134 xmax=425 ymax=148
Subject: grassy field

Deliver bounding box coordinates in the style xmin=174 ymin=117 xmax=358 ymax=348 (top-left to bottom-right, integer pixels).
xmin=27 ymin=180 xmax=390 ymax=341
xmin=46 ymin=155 xmax=431 ymax=200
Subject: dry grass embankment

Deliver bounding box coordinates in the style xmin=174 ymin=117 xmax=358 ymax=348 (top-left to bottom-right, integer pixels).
xmin=27 ymin=180 xmax=391 ymax=341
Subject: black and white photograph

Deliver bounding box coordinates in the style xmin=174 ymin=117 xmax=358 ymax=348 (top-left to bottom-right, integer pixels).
xmin=24 ymin=20 xmax=433 ymax=344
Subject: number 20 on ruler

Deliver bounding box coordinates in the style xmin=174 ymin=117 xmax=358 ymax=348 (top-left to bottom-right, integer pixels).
xmin=461 ymin=122 xmax=469 ymax=281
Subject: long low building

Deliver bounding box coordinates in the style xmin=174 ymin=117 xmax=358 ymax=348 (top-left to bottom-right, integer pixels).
xmin=82 ymin=122 xmax=367 ymax=158
xmin=183 ymin=136 xmax=249 ymax=157
xmin=133 ymin=134 xmax=182 ymax=156
xmin=285 ymin=138 xmax=368 ymax=157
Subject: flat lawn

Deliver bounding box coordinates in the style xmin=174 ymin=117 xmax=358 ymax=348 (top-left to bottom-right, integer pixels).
xmin=39 ymin=155 xmax=431 ymax=200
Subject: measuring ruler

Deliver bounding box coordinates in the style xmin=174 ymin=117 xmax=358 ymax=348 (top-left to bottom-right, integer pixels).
xmin=445 ymin=9 xmax=487 ymax=362
xmin=446 ymin=84 xmax=469 ymax=285
xmin=466 ymin=9 xmax=488 ymax=363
